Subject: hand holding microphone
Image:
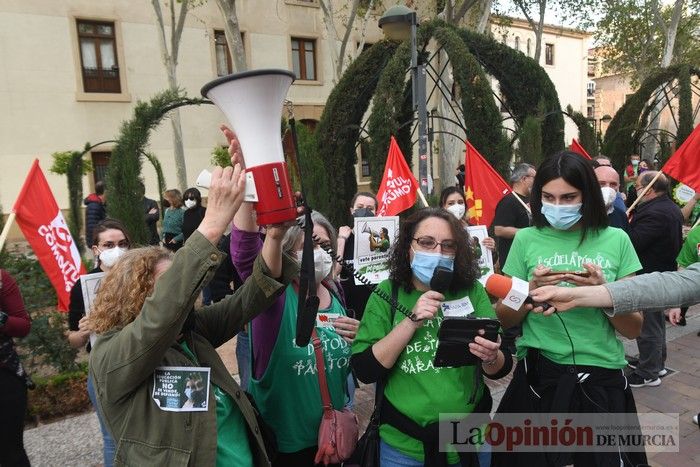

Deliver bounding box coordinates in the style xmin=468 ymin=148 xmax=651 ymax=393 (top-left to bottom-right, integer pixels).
xmin=485 ymin=273 xmax=552 ymax=313
xmin=409 ymin=266 xmax=452 ymax=328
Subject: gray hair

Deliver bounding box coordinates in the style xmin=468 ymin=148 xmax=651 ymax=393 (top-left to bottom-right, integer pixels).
xmin=510 ymin=163 xmax=535 ymax=183
xmin=281 ymin=210 xmax=338 ymax=258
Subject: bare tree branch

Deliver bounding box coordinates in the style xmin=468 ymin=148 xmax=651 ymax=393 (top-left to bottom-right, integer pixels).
xmin=453 ymin=0 xmax=480 ymax=24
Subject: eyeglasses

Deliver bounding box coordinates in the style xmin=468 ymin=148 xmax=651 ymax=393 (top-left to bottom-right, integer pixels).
xmin=413 ymin=236 xmax=457 ymax=254
xmin=184 ymin=196 xmax=197 ymax=201
xmin=99 ymin=240 xmax=130 ymax=249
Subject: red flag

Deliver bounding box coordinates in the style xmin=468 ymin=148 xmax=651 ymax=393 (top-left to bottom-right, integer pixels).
xmin=464 ymin=141 xmax=511 ymax=227
xmin=13 ymin=160 xmax=85 ymax=311
xmin=663 ymin=124 xmax=700 ymax=192
xmin=570 ymin=138 xmax=592 ymax=160
xmin=376 ymin=136 xmax=419 ymax=216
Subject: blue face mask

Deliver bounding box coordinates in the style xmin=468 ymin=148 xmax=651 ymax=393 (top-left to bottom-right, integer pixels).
xmin=411 ymin=250 xmax=455 ymax=286
xmin=541 ymin=202 xmax=583 ymax=230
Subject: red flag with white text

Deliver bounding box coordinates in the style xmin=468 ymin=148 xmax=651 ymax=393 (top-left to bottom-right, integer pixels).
xmin=13 ymin=160 xmax=85 ymax=311
xmin=570 ymin=138 xmax=592 ymax=160
xmin=663 ymin=124 xmax=700 ymax=192
xmin=376 ymin=136 xmax=419 ymax=216
xmin=464 ymin=141 xmax=511 ymax=227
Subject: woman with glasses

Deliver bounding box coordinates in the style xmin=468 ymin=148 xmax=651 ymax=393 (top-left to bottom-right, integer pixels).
xmin=492 ymin=151 xmax=645 ymax=467
xmin=352 ymin=208 xmax=511 ymax=467
xmin=67 ymin=218 xmax=131 ymax=467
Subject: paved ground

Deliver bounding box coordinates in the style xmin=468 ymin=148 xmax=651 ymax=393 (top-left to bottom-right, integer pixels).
xmin=25 ymin=306 xmax=700 ymax=466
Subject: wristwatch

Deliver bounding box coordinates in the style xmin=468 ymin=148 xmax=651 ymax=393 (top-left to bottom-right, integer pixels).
xmin=0 ymin=311 xmax=8 ymax=327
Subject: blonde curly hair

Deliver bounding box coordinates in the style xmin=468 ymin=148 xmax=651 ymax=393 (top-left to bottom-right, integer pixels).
xmin=90 ymin=246 xmax=174 ymax=334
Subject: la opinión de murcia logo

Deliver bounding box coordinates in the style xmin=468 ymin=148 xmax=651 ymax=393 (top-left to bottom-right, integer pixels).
xmin=38 ymin=212 xmax=82 ymax=292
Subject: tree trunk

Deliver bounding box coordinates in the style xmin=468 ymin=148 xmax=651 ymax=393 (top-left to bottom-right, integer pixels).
xmin=533 ymin=1 xmax=546 ymax=63
xmin=354 ymin=0 xmax=376 ymax=60
xmin=476 ymin=0 xmax=493 ymax=33
xmin=214 ymin=0 xmax=247 ymax=72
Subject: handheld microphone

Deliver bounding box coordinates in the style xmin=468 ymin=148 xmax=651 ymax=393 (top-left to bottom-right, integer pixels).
xmin=430 ymin=266 xmax=453 ymax=294
xmin=485 ymin=274 xmax=551 ymax=312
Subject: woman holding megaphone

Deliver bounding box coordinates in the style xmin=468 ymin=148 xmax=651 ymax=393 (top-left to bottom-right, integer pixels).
xmin=88 ymin=140 xmax=297 ymax=467
xmin=224 ymin=125 xmax=360 ymax=466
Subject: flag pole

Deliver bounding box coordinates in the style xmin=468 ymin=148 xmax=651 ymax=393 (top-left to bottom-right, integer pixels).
xmin=511 ymin=192 xmax=531 ymax=214
xmin=416 ymin=189 xmax=429 ymax=208
xmin=0 ymin=212 xmax=17 ymax=253
xmin=625 ymin=171 xmax=663 ymax=215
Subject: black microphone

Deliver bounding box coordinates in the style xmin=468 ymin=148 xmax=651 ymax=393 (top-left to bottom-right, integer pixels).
xmin=430 ymin=266 xmax=453 ymax=294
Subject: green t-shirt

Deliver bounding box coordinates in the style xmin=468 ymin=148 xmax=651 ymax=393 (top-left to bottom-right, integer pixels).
xmin=352 ymin=279 xmax=495 ymax=463
xmin=180 ymin=342 xmax=253 ymax=467
xmin=677 ymin=226 xmax=700 ymax=267
xmin=249 ymin=285 xmax=350 ymax=453
xmin=503 ymin=226 xmax=641 ymax=369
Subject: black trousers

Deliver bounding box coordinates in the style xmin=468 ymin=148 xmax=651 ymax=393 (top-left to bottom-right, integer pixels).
xmin=0 ymin=369 xmax=30 ymax=466
xmin=272 ymin=446 xmax=340 ymax=467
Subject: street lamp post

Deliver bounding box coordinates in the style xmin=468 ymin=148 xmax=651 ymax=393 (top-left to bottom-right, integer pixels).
xmin=379 ymin=5 xmax=430 ymax=197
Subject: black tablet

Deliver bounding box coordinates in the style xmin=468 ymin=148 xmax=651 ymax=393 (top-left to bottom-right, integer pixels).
xmin=433 ymin=317 xmax=500 ymax=368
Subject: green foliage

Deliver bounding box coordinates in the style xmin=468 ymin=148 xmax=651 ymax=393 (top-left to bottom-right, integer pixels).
xmin=290 ymin=123 xmax=328 ymax=211
xmin=49 ymin=151 xmax=92 ymax=175
xmin=596 ymin=1 xmax=700 ymax=85
xmin=657 ymin=132 xmax=673 ymax=167
xmin=21 ymin=312 xmax=79 ymax=373
xmin=517 ymin=115 xmax=543 ymax=166
xmin=433 ymin=24 xmax=510 ymax=175
xmin=676 ymin=65 xmax=693 ymax=147
xmin=50 ymin=149 xmax=92 ymax=254
xmin=455 ymin=27 xmax=565 ymax=159
xmin=566 ymin=104 xmax=598 ymax=157
xmin=602 ymin=65 xmax=700 ymax=172
xmin=142 ymin=152 xmax=167 ymax=220
xmin=106 ymin=90 xmax=206 ymax=245
xmin=0 ymin=251 xmax=56 ymax=311
xmin=210 ymin=145 xmax=231 ymax=168
xmin=316 ymin=40 xmax=398 ymax=227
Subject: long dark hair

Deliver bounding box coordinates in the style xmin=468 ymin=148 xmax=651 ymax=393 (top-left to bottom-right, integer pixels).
xmin=183 ymin=187 xmax=202 ymax=207
xmin=439 ymin=186 xmax=466 ymax=207
xmin=531 ymin=151 xmax=607 ymax=243
xmin=389 ymin=208 xmax=478 ymax=293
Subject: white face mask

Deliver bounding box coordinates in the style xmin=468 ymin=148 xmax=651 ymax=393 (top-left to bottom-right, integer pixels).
xmin=184 ymin=199 xmax=197 ymax=209
xmin=600 ymin=186 xmax=617 ymax=214
xmin=295 ymin=248 xmax=334 ymax=284
xmin=446 ymin=203 xmax=466 ymax=220
xmin=99 ymin=247 xmax=127 ymax=268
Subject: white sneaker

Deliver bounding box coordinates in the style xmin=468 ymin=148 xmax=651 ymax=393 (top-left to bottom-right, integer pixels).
xmin=658 ymin=368 xmax=669 ymax=377
xmin=694 ymin=414 xmax=698 ymax=426
xmin=628 ymin=373 xmax=661 ymax=388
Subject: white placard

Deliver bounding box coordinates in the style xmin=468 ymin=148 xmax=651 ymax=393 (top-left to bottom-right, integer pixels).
xmin=466 ymin=225 xmax=495 ymax=285
xmin=80 ymin=272 xmax=105 ymax=347
xmin=352 ymin=216 xmax=399 ymax=285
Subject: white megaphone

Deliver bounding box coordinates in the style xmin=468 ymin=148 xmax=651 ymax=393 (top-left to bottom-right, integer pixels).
xmin=201 ymin=69 xmax=297 ymax=225
xmin=360 ymin=222 xmax=379 ymax=238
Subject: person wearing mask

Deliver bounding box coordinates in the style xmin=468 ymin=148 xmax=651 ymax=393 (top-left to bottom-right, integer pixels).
xmin=89 ymin=147 xmax=297 ymax=466
xmin=161 ymin=189 xmax=185 ymax=252
xmin=84 ymin=181 xmax=107 ymax=248
xmin=0 ymin=269 xmax=32 ymax=467
xmin=492 ymin=151 xmax=646 ymax=467
xmin=227 ymin=126 xmax=360 ymax=466
xmin=626 ymin=171 xmax=683 ymax=387
xmin=594 ymin=165 xmax=629 ymax=231
xmin=352 ymin=208 xmax=511 ymax=466
xmin=182 ymin=187 xmax=207 ymax=242
xmin=67 ymin=219 xmax=132 ymax=467
xmin=440 ymin=186 xmax=496 ymax=253
xmin=337 ymin=192 xmax=378 ymax=321
xmin=624 ymin=154 xmax=641 ymax=207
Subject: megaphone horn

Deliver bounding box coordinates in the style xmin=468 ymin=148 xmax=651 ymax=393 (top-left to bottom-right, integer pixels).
xmin=201 ymin=69 xmax=297 ymax=225
xmin=360 ymin=222 xmax=378 ymax=237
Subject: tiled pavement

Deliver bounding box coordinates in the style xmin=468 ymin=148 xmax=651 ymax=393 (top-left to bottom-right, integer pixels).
xmin=24 ymin=305 xmax=700 ymax=466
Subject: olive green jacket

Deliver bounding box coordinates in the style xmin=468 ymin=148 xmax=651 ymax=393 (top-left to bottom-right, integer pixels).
xmin=89 ymin=231 xmax=297 ymax=466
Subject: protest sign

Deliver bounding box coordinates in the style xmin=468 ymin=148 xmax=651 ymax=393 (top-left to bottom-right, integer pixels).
xmin=152 ymin=366 xmax=211 ymax=412
xmin=352 ymin=216 xmax=399 ymax=285
xmin=466 ymin=225 xmax=494 ymax=285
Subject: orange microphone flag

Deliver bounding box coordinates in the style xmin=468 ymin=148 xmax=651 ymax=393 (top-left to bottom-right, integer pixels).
xmin=663 ymin=124 xmax=700 ymax=192
xmin=12 ymin=160 xmax=86 ymax=311
xmin=570 ymin=138 xmax=592 ymax=160
xmin=464 ymin=141 xmax=511 ymax=227
xmin=376 ymin=136 xmax=419 ymax=217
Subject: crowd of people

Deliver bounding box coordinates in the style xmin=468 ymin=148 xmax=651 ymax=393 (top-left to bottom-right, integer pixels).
xmin=2 ymin=127 xmax=699 ymax=467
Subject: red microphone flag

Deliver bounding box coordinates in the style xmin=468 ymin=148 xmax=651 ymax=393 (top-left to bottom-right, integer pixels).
xmin=376 ymin=136 xmax=419 ymax=216
xmin=465 ymin=141 xmax=511 ymax=227
xmin=570 ymin=138 xmax=592 ymax=160
xmin=13 ymin=160 xmax=86 ymax=311
xmin=663 ymin=124 xmax=700 ymax=192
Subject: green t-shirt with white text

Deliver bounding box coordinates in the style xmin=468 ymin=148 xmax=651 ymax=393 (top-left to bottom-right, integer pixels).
xmin=503 ymin=226 xmax=641 ymax=369
xmin=677 ymin=226 xmax=700 ymax=268
xmin=352 ymin=279 xmax=495 ymax=463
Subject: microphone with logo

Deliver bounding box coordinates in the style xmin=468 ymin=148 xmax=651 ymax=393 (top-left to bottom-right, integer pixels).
xmin=484 ymin=274 xmax=551 ymax=312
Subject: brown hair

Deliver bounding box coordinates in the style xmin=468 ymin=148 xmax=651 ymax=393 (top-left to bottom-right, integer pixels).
xmin=163 ymin=189 xmax=183 ymax=209
xmin=90 ymin=246 xmax=173 ymax=334
xmin=91 ymin=219 xmax=132 ymax=250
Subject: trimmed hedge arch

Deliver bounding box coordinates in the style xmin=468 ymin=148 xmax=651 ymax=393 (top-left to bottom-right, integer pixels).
xmin=602 ymin=64 xmax=700 ymax=172
xmin=106 ymin=90 xmax=206 ymax=245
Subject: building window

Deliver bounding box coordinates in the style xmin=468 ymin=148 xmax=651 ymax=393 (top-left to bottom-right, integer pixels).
xmin=214 ymin=30 xmax=233 ymax=76
xmin=360 ymin=141 xmax=371 ymax=178
xmin=587 ymin=106 xmax=595 ymax=119
xmin=291 ymin=38 xmax=317 ymax=80
xmin=91 ymin=151 xmax=111 ymax=186
xmin=527 ymin=38 xmax=531 ymax=57
xmin=587 ymin=81 xmax=596 ymax=98
xmin=545 ymin=43 xmax=554 ymax=65
xmin=77 ymin=20 xmax=121 ymax=93
xmin=514 ymin=36 xmax=520 ymax=52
